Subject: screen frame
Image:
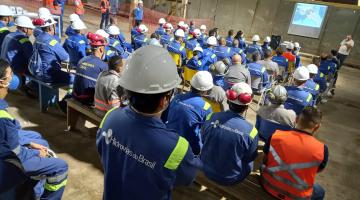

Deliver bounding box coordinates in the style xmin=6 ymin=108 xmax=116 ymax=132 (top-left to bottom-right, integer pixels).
xmin=288 ymin=3 xmax=329 ymax=39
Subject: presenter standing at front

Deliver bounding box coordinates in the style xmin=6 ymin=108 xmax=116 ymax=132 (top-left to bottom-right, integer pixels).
xmin=336 ymin=35 xmax=354 ymax=85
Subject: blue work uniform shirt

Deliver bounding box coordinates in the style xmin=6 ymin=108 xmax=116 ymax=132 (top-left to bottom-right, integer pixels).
xmin=272 ymin=55 xmax=288 ymax=70
xmin=32 ymin=32 xmax=69 ymax=83
xmin=304 ymin=79 xmax=320 ymax=97
xmin=226 ymin=36 xmax=233 ymax=47
xmin=198 ymin=34 xmax=207 ymax=48
xmin=0 ymin=30 xmax=33 ymax=74
xmin=245 ymin=43 xmax=263 ymax=61
xmin=0 ymin=21 xmax=11 ymax=54
xmin=185 ymin=38 xmax=200 ymax=52
xmin=166 ymin=92 xmax=212 ymax=155
xmin=96 ymin=106 xmax=201 ymax=200
xmin=238 ymin=38 xmax=247 ymax=50
xmin=213 ymin=75 xmax=225 ymax=88
xmin=134 ymin=6 xmax=143 ymax=20
xmin=63 ymin=33 xmax=87 ymax=67
xmin=247 ymin=62 xmax=270 ymax=91
xmin=295 ymin=54 xmax=301 ymax=68
xmin=73 ymin=55 xmax=108 ymax=104
xmin=261 ymin=43 xmax=271 ymax=54
xmin=167 ymin=40 xmax=187 ymax=62
xmin=201 ymin=111 xmax=259 ymax=185
xmin=133 ymin=33 xmax=148 ymax=50
xmin=314 ymin=72 xmax=327 ymax=93
xmin=65 ymin=25 xmax=76 ymax=37
xmin=186 ymin=53 xmax=209 ymax=71
xmin=284 ymin=86 xmax=313 ymax=115
xmin=160 ymin=33 xmax=173 ymax=47
xmin=108 ymin=37 xmax=129 ymax=59
xmin=155 ymin=26 xmax=166 ymax=36
xmin=202 ymin=48 xmax=218 ymax=69
xmin=214 ymin=46 xmax=232 ymax=61
xmin=319 ymin=60 xmax=336 ymax=76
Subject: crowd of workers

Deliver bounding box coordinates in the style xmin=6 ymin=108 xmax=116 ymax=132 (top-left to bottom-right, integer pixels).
xmin=0 ymin=1 xmax=356 ymax=200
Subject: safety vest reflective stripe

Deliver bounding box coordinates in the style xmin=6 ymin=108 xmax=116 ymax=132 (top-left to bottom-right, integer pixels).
xmin=164 ymin=136 xmax=189 ymax=170
xmin=249 ymin=127 xmax=258 ymax=139
xmin=263 ymin=145 xmax=320 ymax=191
xmin=320 ymin=73 xmax=324 ymax=78
xmin=44 ymin=179 xmax=67 ymax=191
xmin=261 ymin=177 xmax=308 ymax=200
xmin=0 ymin=27 xmax=9 ymax=33
xmin=99 ymin=107 xmax=118 ymax=128
xmin=203 ymin=102 xmax=211 ymax=110
xmin=73 ymin=72 xmax=97 ymax=82
xmin=95 ymin=98 xmax=120 ymax=111
xmin=49 ymin=39 xmax=58 ymax=46
xmin=315 ymin=84 xmax=319 ymax=91
xmin=19 ymin=38 xmax=30 ymax=44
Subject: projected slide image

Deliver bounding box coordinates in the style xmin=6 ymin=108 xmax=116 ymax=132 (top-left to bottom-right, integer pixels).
xmin=292 ymin=3 xmax=327 ymax=28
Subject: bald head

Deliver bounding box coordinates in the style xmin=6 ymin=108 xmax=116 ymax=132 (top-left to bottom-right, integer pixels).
xmin=232 ymin=54 xmax=242 ymax=64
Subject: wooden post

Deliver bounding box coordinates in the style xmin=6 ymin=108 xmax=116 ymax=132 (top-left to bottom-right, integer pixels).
xmin=183 ymin=0 xmax=188 ymax=19
xmin=129 ymin=0 xmax=136 ymax=32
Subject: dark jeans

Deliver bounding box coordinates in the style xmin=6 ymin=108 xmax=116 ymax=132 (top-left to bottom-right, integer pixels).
xmin=335 ymin=53 xmax=348 ymax=85
xmin=100 ymin=11 xmax=110 ymax=29
xmin=311 ymin=183 xmax=325 ymax=200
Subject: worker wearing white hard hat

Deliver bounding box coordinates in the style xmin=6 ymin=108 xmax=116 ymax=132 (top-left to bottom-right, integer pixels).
xmin=63 ymin=19 xmax=88 ymax=67
xmin=198 ymin=24 xmax=208 ymax=48
xmin=282 ymin=42 xmax=296 ymax=72
xmin=303 ymin=64 xmax=320 ymax=97
xmin=293 ymin=42 xmax=302 ymax=68
xmin=284 ymin=66 xmax=314 ymax=115
xmin=185 ymin=45 xmax=211 ymax=83
xmin=159 ymin=23 xmax=173 ymax=47
xmin=155 ymin=18 xmax=167 ymax=36
xmin=167 ymin=29 xmax=186 ymax=68
xmin=0 ymin=15 xmax=34 ymax=75
xmin=0 ymin=5 xmax=15 ymax=48
xmin=166 ymin=71 xmax=213 ymax=155
xmin=245 ymin=34 xmax=264 ymax=61
xmin=185 ymin=28 xmax=201 ymax=60
xmin=64 ymin=14 xmax=81 ymax=37
xmin=107 ymin=25 xmax=130 ymax=59
xmin=257 ymin=85 xmax=296 ymax=130
xmin=262 ymin=36 xmax=272 ymax=53
xmin=133 ymin=24 xmax=149 ymax=50
xmin=201 ymin=81 xmax=259 ymax=185
xmin=200 ymin=36 xmax=218 ymax=69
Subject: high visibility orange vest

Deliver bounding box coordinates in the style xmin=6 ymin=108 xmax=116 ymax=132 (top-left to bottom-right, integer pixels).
xmin=100 ymin=0 xmax=110 ymax=14
xmin=74 ymin=0 xmax=84 ymax=15
xmin=49 ymin=0 xmax=62 ymax=15
xmin=261 ymin=130 xmax=324 ymax=200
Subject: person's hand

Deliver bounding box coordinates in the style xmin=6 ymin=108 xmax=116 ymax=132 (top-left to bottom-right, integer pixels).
xmin=38 ymin=149 xmax=48 ymax=158
xmin=29 ymin=142 xmax=48 ymax=151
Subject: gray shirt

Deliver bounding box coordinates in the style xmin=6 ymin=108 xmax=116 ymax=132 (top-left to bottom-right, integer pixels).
xmin=94 ymin=70 xmax=124 ymax=117
xmin=257 ymin=104 xmax=296 ymax=127
xmin=257 ymin=59 xmax=279 ymax=78
xmin=225 ymin=63 xmax=251 ymax=86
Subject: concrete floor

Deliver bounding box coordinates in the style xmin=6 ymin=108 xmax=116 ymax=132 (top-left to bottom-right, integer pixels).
xmin=3 ymin=0 xmax=360 ymax=199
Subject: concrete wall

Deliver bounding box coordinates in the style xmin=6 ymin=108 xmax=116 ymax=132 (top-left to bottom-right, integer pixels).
xmin=182 ymin=0 xmax=360 ymax=66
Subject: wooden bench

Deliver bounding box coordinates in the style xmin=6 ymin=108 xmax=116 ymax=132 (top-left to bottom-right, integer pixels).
xmin=26 ymin=75 xmax=69 ymax=112
xmin=66 ymin=98 xmax=102 ymax=131
xmin=195 ymin=172 xmax=275 ymax=200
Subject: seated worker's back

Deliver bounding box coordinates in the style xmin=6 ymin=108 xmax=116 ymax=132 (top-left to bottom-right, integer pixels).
xmin=94 ymin=55 xmax=124 ymax=117
xmin=73 ymin=32 xmax=108 ymax=105
xmin=201 ymin=82 xmax=258 ymax=185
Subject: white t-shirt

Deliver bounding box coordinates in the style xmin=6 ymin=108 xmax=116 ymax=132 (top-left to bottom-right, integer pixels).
xmin=338 ymin=39 xmax=354 ymax=55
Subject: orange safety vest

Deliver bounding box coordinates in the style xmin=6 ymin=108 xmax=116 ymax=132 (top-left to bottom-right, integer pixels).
xmin=261 ymin=130 xmax=324 ymax=200
xmin=100 ymin=0 xmax=110 ymax=14
xmin=74 ymin=0 xmax=84 ymax=15
xmin=49 ymin=0 xmax=62 ymax=15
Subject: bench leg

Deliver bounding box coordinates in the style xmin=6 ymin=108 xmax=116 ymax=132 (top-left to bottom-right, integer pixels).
xmin=67 ymin=106 xmax=80 ymax=131
xmin=39 ymin=85 xmax=59 ymax=112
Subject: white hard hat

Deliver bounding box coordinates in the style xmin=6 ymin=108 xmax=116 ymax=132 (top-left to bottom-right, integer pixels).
xmin=158 ymin=18 xmax=166 ymax=24
xmin=174 ymin=29 xmax=185 ymax=37
xmin=207 ymin=36 xmax=218 ymax=46
xmin=15 ymin=15 xmax=35 ymax=29
xmin=294 ymin=42 xmax=301 ymax=49
xmin=38 ymin=7 xmax=51 ymax=18
xmin=200 ymin=25 xmax=207 ymax=30
xmin=192 ymin=29 xmax=201 ymax=37
xmin=269 ymin=85 xmax=288 ymax=104
xmin=252 ymin=34 xmax=260 ymax=42
xmin=264 ymin=36 xmax=271 ymax=43
xmin=69 ymin=13 xmax=80 ymax=22
xmin=286 ymin=42 xmax=294 ymax=50
xmin=293 ymin=66 xmax=310 ymax=81
xmin=108 ymin=25 xmax=120 ymax=35
xmin=0 ymin=5 xmax=14 ymax=16
xmin=119 ymin=46 xmax=181 ymax=94
xmin=71 ymin=19 xmax=87 ymax=30
xmin=95 ymin=29 xmax=109 ymax=39
xmin=138 ymin=24 xmax=148 ymax=33
xmin=190 ymin=71 xmax=214 ymax=91
xmin=193 ymin=46 xmax=203 ymax=53
xmin=138 ymin=0 xmax=143 ymax=4
xmin=39 ymin=16 xmax=57 ymax=27
xmin=307 ymin=64 xmax=318 ymax=75
xmin=178 ymin=21 xmax=185 ymax=27
xmin=226 ymin=82 xmax=253 ymax=105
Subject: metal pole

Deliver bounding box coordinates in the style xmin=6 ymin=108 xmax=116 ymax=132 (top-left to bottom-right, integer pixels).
xmin=183 ymin=0 xmax=188 ymax=19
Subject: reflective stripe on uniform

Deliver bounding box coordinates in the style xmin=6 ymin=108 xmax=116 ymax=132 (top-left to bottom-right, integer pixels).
xmin=49 ymin=39 xmax=58 ymax=46
xmin=99 ymin=107 xmax=118 ymax=128
xmin=306 ymin=94 xmax=312 ymax=102
xmin=179 ymin=46 xmax=184 ymax=51
xmin=0 ymin=110 xmax=14 ymax=120
xmin=320 ymin=73 xmax=324 ymax=78
xmin=47 ymin=172 xmax=68 ymax=184
xmin=206 ymin=112 xmax=214 ymax=121
xmin=164 ymin=136 xmax=189 ymax=170
xmin=261 ymin=67 xmax=266 ymax=73
xmin=203 ymin=102 xmax=211 ymax=110
xmin=261 ymin=177 xmax=308 ymax=200
xmin=79 ymin=40 xmax=85 ymax=44
xmin=249 ymin=127 xmax=258 ymax=139
xmin=19 ymin=38 xmax=30 ymax=44
xmin=227 ymin=48 xmax=231 ymax=53
xmin=113 ymin=40 xmax=120 ymax=47
xmin=211 ymin=54 xmax=216 ymax=59
xmin=12 ymin=145 xmax=21 ymax=155
xmin=315 ymin=84 xmax=319 ymax=91
xmin=197 ymin=60 xmax=202 ymax=65
xmin=44 ymin=179 xmax=67 ymax=191
xmin=107 ymin=50 xmax=114 ymax=56
xmin=0 ymin=27 xmax=9 ymax=33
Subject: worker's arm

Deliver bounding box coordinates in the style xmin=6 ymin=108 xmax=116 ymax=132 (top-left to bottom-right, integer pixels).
xmin=318 ymin=145 xmax=329 ymax=172
xmin=243 ymin=127 xmax=259 ymax=162
xmin=52 ymin=40 xmax=70 ymax=62
xmin=174 ymin=147 xmax=202 ymax=186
